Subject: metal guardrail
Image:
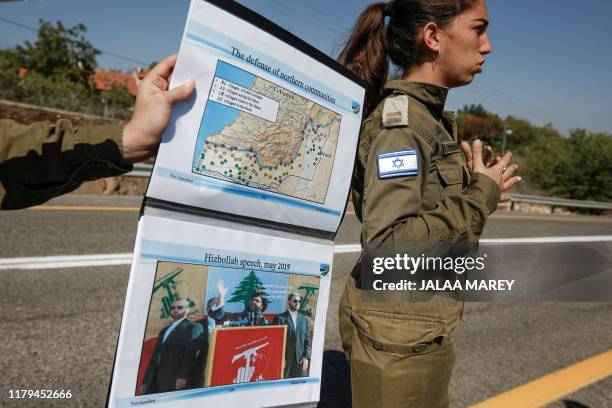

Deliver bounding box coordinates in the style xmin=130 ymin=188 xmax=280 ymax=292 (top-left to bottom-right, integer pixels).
xmin=128 ymin=163 xmax=154 ymax=178
xmin=126 ymin=164 xmax=611 ymax=210
xmin=510 ymin=194 xmax=612 ymax=210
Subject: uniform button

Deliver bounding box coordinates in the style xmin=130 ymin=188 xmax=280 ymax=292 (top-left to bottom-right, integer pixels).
xmin=373 ymin=341 xmax=382 ymax=351
xmin=413 ymin=344 xmax=424 ymax=353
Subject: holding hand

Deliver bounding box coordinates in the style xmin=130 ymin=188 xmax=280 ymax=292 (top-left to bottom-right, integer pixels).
xmin=122 ymin=54 xmax=195 ymax=163
xmin=175 ymin=378 xmax=186 ymax=390
xmin=462 ymin=139 xmax=521 ymax=202
xmin=461 ymin=140 xmax=496 ymax=170
xmin=300 ymin=358 xmax=309 ymax=372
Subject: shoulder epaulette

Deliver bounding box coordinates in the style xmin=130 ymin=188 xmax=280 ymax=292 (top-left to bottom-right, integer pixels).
xmin=381 ymin=92 xmax=409 ymax=128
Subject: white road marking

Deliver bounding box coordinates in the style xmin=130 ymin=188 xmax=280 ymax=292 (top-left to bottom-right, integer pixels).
xmin=334 ymin=244 xmax=362 ymax=254
xmin=480 ymin=235 xmax=612 ymax=244
xmin=1 ymin=236 xmax=611 ymax=270
xmin=0 ymin=253 xmax=133 ymax=270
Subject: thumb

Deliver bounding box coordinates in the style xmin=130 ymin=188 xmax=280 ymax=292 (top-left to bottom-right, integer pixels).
xmin=471 ymin=139 xmax=485 ymax=171
xmin=166 ymin=80 xmax=195 ymax=103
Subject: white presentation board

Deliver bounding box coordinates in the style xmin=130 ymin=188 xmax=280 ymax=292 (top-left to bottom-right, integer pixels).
xmin=146 ymin=0 xmax=365 ymax=235
xmin=107 ymin=215 xmax=333 ymax=407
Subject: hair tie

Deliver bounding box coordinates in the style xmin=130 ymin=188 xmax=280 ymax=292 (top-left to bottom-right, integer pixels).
xmin=383 ymin=2 xmax=392 ymax=17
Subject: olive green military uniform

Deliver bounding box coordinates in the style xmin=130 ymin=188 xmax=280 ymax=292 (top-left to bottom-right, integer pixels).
xmin=0 ymin=119 xmax=131 ymax=210
xmin=339 ymin=81 xmax=500 ymax=408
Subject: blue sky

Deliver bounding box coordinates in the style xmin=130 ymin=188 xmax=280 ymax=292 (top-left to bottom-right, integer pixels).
xmin=1 ymin=0 xmax=611 ymax=134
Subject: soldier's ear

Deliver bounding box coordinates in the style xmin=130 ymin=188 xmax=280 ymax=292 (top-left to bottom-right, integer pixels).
xmin=422 ymin=21 xmax=442 ymax=54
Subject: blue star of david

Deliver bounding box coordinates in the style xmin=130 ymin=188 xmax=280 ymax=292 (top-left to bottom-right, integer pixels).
xmin=392 ymin=157 xmax=404 ymax=169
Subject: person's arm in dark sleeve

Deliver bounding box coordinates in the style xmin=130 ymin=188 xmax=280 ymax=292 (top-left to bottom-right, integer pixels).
xmin=0 ymin=118 xmax=131 ymax=210
xmin=217 ymin=310 xmax=244 ymax=325
xmin=362 ymin=127 xmax=500 ymax=249
xmin=0 ymin=54 xmax=197 ymax=210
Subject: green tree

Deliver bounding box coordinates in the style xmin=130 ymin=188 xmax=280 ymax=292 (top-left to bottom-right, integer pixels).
xmin=17 ymin=72 xmax=95 ymax=112
xmin=0 ymin=49 xmax=22 ymax=100
xmin=17 ymin=19 xmax=100 ymax=86
xmin=457 ymin=104 xmax=505 ymax=150
xmin=0 ymin=49 xmax=20 ymax=73
xmin=504 ymin=116 xmax=537 ymax=152
xmin=101 ymin=82 xmax=135 ymax=119
xmin=459 ymin=103 xmax=490 ymax=118
xmin=227 ymin=271 xmax=269 ymax=311
xmin=525 ymin=130 xmax=612 ymax=202
xmin=504 ymin=116 xmax=561 ymax=154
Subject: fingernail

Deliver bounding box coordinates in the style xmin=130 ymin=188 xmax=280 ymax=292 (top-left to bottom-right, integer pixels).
xmin=474 ymin=139 xmax=481 ymax=146
xmin=517 ymin=176 xmax=522 ymax=182
xmin=185 ymin=80 xmax=195 ymax=88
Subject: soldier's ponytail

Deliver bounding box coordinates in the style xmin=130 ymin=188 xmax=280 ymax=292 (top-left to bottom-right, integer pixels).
xmin=339 ymin=0 xmax=479 ymax=118
xmin=338 ymin=2 xmax=388 ymax=118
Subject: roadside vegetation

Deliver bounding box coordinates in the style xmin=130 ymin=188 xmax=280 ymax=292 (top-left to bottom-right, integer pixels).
xmin=457 ymin=104 xmax=611 ymax=202
xmin=0 ymin=19 xmax=134 ymax=119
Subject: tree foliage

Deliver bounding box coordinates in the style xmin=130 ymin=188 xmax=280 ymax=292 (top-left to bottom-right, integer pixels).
xmin=457 ymin=104 xmax=505 ymax=151
xmin=525 ymin=130 xmax=612 ymax=202
xmin=0 ymin=19 xmax=135 ymax=119
xmin=16 ymin=19 xmax=100 ymax=86
xmin=456 ymin=103 xmax=611 ymax=202
xmin=15 ymin=72 xmax=98 ymax=113
xmin=101 ymin=82 xmax=135 ymax=118
xmin=0 ymin=49 xmax=22 ymax=99
xmin=227 ymin=271 xmax=270 ymax=311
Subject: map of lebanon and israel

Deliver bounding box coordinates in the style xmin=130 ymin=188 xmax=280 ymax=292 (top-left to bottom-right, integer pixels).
xmin=192 ymin=60 xmax=342 ymax=204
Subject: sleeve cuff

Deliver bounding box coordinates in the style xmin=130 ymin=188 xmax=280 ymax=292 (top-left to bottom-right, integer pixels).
xmin=73 ymin=123 xmax=133 ymax=178
xmin=76 ymin=123 xmax=127 ymax=163
xmin=466 ymin=172 xmax=501 ymax=214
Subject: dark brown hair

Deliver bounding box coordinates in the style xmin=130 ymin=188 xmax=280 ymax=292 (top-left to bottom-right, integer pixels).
xmin=339 ymin=0 xmax=478 ymax=117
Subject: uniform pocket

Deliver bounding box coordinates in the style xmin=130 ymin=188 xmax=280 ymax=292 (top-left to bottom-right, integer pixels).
xmin=436 ymin=158 xmax=462 ymax=187
xmin=351 ymin=308 xmax=448 ymax=356
xmin=349 ymin=309 xmax=456 ymax=407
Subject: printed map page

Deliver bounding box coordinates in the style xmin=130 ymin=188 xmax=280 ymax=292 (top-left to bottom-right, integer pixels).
xmin=193 ymin=61 xmax=341 ymax=204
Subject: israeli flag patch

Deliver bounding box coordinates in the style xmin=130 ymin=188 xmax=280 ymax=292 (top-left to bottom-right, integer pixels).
xmin=377 ymin=150 xmax=419 ymax=179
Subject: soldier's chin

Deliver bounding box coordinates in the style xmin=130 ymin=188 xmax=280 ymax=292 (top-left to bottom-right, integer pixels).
xmin=449 ymin=74 xmax=475 ymax=88
xmin=456 ymin=71 xmax=480 ymax=87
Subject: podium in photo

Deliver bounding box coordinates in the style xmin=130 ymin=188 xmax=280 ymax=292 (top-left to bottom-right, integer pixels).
xmin=205 ymin=326 xmax=287 ymax=386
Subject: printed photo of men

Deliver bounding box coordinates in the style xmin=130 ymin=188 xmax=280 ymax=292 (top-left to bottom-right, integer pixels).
xmin=140 ymin=299 xmax=205 ymax=394
xmin=211 ymin=279 xmax=270 ymax=327
xmin=273 ymin=293 xmax=311 ymax=378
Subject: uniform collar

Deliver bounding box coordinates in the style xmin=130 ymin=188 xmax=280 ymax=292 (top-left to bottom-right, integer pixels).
xmin=383 ymin=80 xmax=448 ymax=113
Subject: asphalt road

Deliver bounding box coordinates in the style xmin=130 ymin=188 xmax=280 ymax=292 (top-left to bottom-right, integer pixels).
xmin=1 ymin=195 xmax=611 ymax=407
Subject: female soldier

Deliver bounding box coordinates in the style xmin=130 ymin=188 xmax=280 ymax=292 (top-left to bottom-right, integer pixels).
xmin=338 ymin=0 xmax=519 ymax=406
